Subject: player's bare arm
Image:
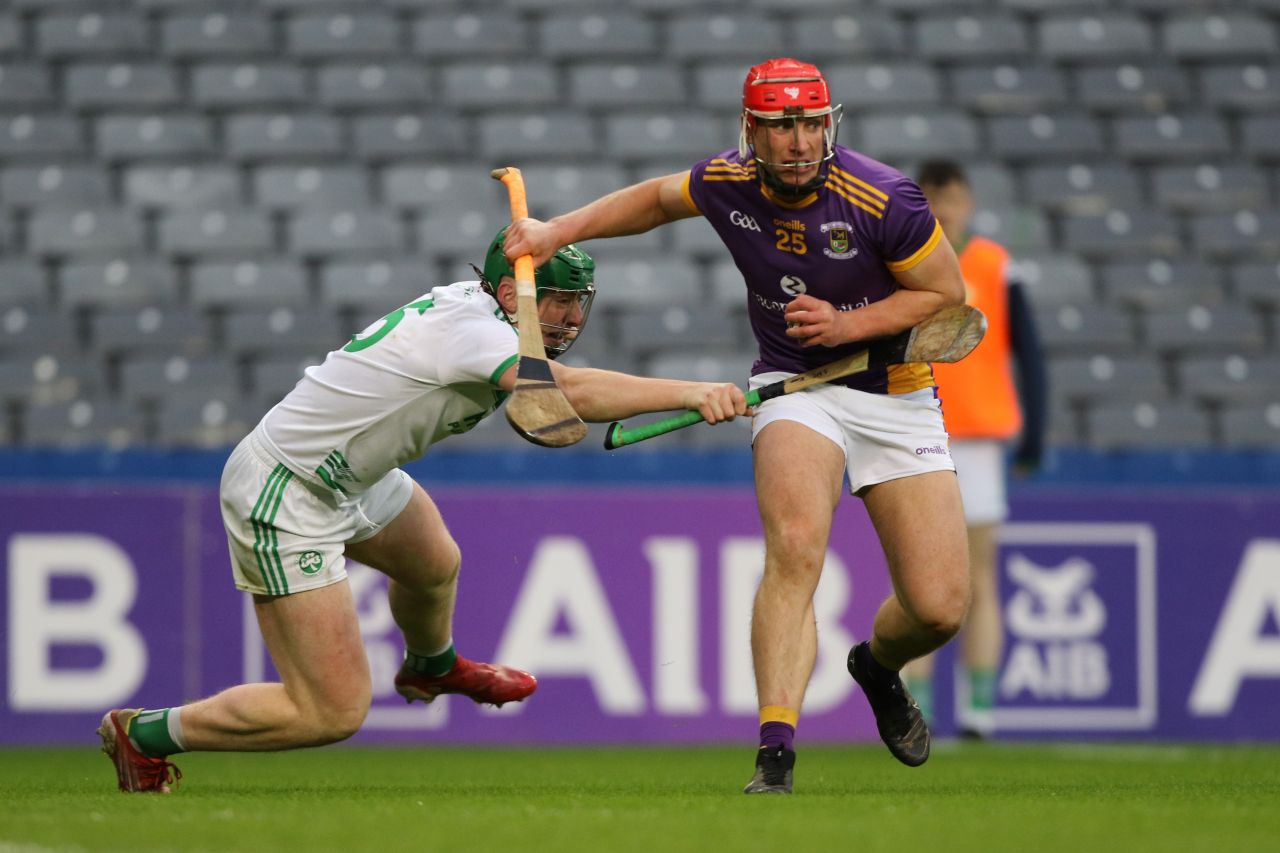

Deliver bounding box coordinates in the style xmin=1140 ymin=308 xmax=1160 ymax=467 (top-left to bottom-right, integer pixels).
xmin=783 ymin=237 xmax=966 ymax=348
xmin=504 ymin=172 xmax=697 ymax=267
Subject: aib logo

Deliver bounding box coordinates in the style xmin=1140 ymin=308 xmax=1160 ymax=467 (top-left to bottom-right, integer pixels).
xmin=729 ymin=210 xmax=761 ymax=232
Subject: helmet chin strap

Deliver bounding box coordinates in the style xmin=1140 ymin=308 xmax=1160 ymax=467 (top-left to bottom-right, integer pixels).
xmin=757 ymin=160 xmax=829 ymax=200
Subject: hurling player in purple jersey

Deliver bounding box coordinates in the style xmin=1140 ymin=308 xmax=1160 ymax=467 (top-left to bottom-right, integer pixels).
xmin=505 ymin=58 xmax=969 ymax=794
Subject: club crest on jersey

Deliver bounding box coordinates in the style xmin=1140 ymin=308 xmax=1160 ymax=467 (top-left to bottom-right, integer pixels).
xmin=298 ymin=550 xmax=324 ymax=575
xmin=779 ymin=274 xmax=807 ymax=296
xmin=821 ymin=221 xmax=858 ymax=260
xmin=730 ymin=210 xmax=762 ymax=232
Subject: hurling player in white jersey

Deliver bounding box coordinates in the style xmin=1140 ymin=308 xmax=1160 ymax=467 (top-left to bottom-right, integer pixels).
xmin=97 ymin=227 xmax=747 ymax=793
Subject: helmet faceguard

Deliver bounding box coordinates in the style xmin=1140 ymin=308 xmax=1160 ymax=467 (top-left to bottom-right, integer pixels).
xmin=479 ymin=226 xmax=596 ymax=358
xmin=738 ymin=57 xmax=843 ymax=200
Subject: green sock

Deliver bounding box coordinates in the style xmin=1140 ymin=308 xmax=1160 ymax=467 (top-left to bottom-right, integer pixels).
xmin=905 ymin=676 xmax=934 ymax=722
xmin=128 ymin=708 xmax=184 ymax=758
xmin=969 ymin=668 xmax=997 ymax=712
xmin=405 ymin=642 xmax=457 ymax=677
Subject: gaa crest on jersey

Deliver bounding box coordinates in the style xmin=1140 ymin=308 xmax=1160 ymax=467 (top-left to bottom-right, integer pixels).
xmin=820 ymin=221 xmax=858 ymax=260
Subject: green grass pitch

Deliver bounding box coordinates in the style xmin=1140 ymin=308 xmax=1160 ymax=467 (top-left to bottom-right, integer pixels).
xmin=2 ymin=742 xmax=1277 ymax=852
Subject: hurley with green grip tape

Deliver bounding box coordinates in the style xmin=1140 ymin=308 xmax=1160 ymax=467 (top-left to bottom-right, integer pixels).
xmin=603 ymin=304 xmax=987 ymax=451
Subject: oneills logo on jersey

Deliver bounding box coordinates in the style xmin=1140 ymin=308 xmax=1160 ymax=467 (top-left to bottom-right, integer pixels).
xmin=825 ymin=166 xmax=888 ymax=220
xmin=820 ymin=221 xmax=858 ymax=260
xmin=703 ymin=158 xmax=757 ymax=182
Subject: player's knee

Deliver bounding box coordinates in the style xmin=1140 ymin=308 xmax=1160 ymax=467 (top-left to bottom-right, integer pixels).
xmin=766 ymin=520 xmax=828 ymax=572
xmin=914 ymin=597 xmax=967 ymax=643
xmin=309 ymin=697 xmax=370 ymax=746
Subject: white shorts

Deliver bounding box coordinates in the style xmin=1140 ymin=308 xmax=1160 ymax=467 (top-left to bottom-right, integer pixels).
xmin=219 ymin=432 xmax=415 ymax=595
xmin=950 ymin=439 xmax=1009 ymax=525
xmin=749 ymin=373 xmax=955 ymax=495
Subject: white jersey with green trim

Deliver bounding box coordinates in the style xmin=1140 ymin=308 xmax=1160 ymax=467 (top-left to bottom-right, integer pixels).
xmin=255 ymin=281 xmax=518 ymax=497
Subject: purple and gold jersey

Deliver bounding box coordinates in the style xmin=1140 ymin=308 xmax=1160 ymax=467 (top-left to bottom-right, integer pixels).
xmin=683 ymin=146 xmax=944 ymax=395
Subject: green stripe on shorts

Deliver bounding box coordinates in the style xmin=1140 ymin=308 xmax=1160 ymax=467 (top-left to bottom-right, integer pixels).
xmin=251 ymin=464 xmax=293 ymax=595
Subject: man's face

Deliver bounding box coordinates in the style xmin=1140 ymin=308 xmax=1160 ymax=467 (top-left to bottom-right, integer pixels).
xmin=751 ymin=116 xmax=826 ymax=187
xmin=536 ymin=287 xmax=589 ymax=352
xmin=922 ymin=180 xmax=974 ymax=243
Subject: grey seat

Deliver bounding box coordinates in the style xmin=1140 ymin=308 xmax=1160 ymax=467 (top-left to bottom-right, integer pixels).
xmin=670 ymin=216 xmax=728 ymax=256
xmin=1037 ymin=14 xmax=1154 ymax=61
xmin=380 ymin=164 xmax=495 ymax=212
xmin=791 ymin=11 xmax=907 ymax=60
xmin=96 ymin=114 xmax=215 ymax=160
xmin=0 ymin=306 xmax=78 ymax=355
xmin=319 ymin=257 xmax=433 ymax=309
xmin=1190 ymin=211 xmax=1280 ymax=259
xmin=442 ymin=63 xmax=557 ymax=107
xmin=190 ymin=64 xmax=308 ymax=108
xmin=1023 ymin=163 xmax=1143 ymax=215
xmin=190 ymin=259 xmax=308 ymax=307
xmin=1073 ymin=65 xmax=1191 ymax=114
xmin=951 ymin=65 xmax=1068 ymax=115
xmin=249 ymin=351 xmax=327 ymax=404
xmin=1230 ymin=262 xmax=1280 ymax=310
xmin=28 ymin=207 xmax=144 ymax=255
xmin=969 ymin=206 xmax=1050 ymax=252
xmin=412 ymin=13 xmax=528 ymax=58
xmin=418 ymin=206 xmax=508 ymax=257
xmin=64 ymin=63 xmax=179 ymax=109
xmin=613 ymin=304 xmax=738 ymax=360
xmin=0 ymin=352 xmax=100 ymax=406
xmin=648 ymin=349 xmax=754 ymax=385
xmin=1199 ymin=65 xmax=1280 ymax=113
xmin=316 ymin=63 xmax=431 ymax=108
xmin=516 ymin=164 xmax=630 ymax=218
xmin=60 ymin=258 xmax=179 ymax=308
xmin=255 ymin=166 xmax=371 ymax=209
xmin=353 ymin=113 xmax=468 ymax=160
xmin=987 ymin=113 xmax=1104 ymax=161
xmin=1143 ymin=305 xmax=1267 ymax=355
xmin=0 ymin=259 xmax=47 ymax=307
xmin=1162 ymin=14 xmax=1278 ymax=61
xmin=539 ymin=12 xmax=658 ymax=58
xmin=1178 ymin=354 xmax=1280 ymax=404
xmin=479 ymin=112 xmax=597 ymax=160
xmin=36 ymin=11 xmax=149 ymax=57
xmin=0 ymin=14 xmax=16 ymax=56
xmin=1009 ymin=253 xmax=1096 ymax=306
xmin=123 ymin=164 xmax=241 ymax=209
xmin=604 ymin=112 xmax=725 ymax=160
xmin=159 ymin=208 xmax=274 ymax=255
xmin=1241 ymin=116 xmax=1280 ymax=161
xmin=1049 ymin=354 xmax=1167 ymax=408
xmin=859 ymin=112 xmax=979 ymax=161
xmin=0 ymin=63 xmax=54 ymax=106
xmin=285 ymin=11 xmax=399 ymax=57
xmin=288 ymin=208 xmax=404 ymax=256
xmin=1060 ymin=209 xmax=1181 ymax=259
xmin=915 ymin=13 xmax=1030 ymax=61
xmin=1113 ymin=114 xmax=1231 ymax=161
xmin=90 ymin=305 xmax=213 ymax=359
xmin=117 ymin=354 xmax=241 ymax=404
xmin=1 ymin=164 xmax=109 ymax=208
xmin=1098 ymin=258 xmax=1225 ymax=309
xmin=569 ymin=63 xmax=683 ymax=107
xmin=21 ymin=396 xmax=148 ymax=449
xmin=1219 ymin=401 xmax=1280 ymax=448
xmin=1150 ymin=165 xmax=1270 ymax=214
xmin=825 ymin=63 xmax=942 ymax=111
xmin=666 ymin=13 xmax=784 ymax=60
xmin=691 ymin=64 xmax=750 ymax=110
xmin=1087 ymin=401 xmax=1211 ymax=448
xmin=0 ymin=114 xmax=84 ymax=157
xmin=225 ymin=114 xmax=343 ymax=160
xmin=1034 ymin=302 xmax=1136 ymax=353
xmin=571 ymin=249 xmax=700 ymax=308
xmin=223 ymin=306 xmax=347 ymax=357
xmin=154 ymin=388 xmax=258 ymax=449
xmin=161 ymin=11 xmax=273 ymax=57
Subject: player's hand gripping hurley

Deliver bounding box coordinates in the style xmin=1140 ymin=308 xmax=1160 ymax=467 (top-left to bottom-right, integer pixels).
xmin=491 ymin=167 xmax=588 ymax=448
xmin=604 ymin=304 xmax=987 ymax=449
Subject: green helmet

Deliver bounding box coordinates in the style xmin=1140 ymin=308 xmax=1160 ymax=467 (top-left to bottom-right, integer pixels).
xmin=480 ymin=225 xmax=596 ymax=357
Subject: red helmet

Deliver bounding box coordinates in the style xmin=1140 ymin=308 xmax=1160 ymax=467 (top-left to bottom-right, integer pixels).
xmin=742 ymin=57 xmax=834 ymax=120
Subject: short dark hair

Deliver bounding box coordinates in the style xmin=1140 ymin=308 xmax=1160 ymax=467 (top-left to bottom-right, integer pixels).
xmin=916 ymin=160 xmax=968 ymax=189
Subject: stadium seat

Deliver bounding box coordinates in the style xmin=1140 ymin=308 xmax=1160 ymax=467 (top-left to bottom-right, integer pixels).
xmin=648 ymin=349 xmax=754 ymax=385
xmin=825 ymin=63 xmax=942 ymax=111
xmin=0 ymin=114 xmax=84 ymax=157
xmin=1087 ymin=400 xmax=1212 ymax=448
xmin=1009 ymin=253 xmax=1097 ymax=306
xmin=665 ymin=13 xmax=784 ymax=60
xmin=319 ymin=257 xmax=434 ymax=309
xmin=1177 ymin=353 xmax=1280 ymax=403
xmin=190 ymin=63 xmax=308 ymax=108
xmin=1198 ymin=64 xmax=1280 ymax=112
xmin=970 ymin=206 xmax=1051 ymax=252
xmin=1150 ymin=164 xmax=1271 ymax=213
xmin=117 ymin=354 xmax=241 ymax=404
xmin=478 ymin=112 xmax=598 ymax=160
xmin=614 ymin=304 xmax=739 ymax=360
xmin=254 ymin=166 xmax=371 ymax=209
xmin=1 ymin=164 xmax=110 ymax=208
xmin=28 ymin=207 xmax=145 ymax=255
xmin=1240 ymin=116 xmax=1280 ymax=162
xmin=123 ymin=164 xmax=242 ymax=209
xmin=0 ymin=351 xmax=101 ymax=407
xmin=1230 ymin=262 xmax=1280 ymax=309
xmin=1048 ymin=353 xmax=1168 ymax=408
xmin=1059 ymin=209 xmax=1181 ymax=259
xmin=442 ymin=63 xmax=557 ymax=107
xmin=538 ymin=12 xmax=658 ymax=58
xmin=1219 ymin=401 xmax=1280 ymax=448
xmin=284 ymin=11 xmax=399 ymax=58
xmin=1098 ymin=258 xmax=1225 ymax=309
xmin=159 ymin=208 xmax=274 ymax=255
xmin=670 ymin=216 xmax=728 ymax=256
xmin=60 ymin=258 xmax=179 ymax=308
xmin=1112 ymin=114 xmax=1231 ymax=161
xmin=411 ymin=13 xmax=528 ymax=58
xmin=1072 ymin=64 xmax=1192 ymax=114
xmin=64 ymin=63 xmax=180 ymax=109
xmin=951 ymin=65 xmax=1068 ymax=115
xmin=160 ymin=10 xmax=274 ymax=57
xmin=190 ymin=258 xmax=308 ymax=307
xmin=1143 ymin=305 xmax=1267 ymax=354
xmin=0 ymin=259 xmax=47 ymax=307
xmin=380 ymin=164 xmax=495 ymax=211
xmin=225 ymin=114 xmax=344 ymax=160
xmin=418 ymin=206 xmax=509 ymax=258
xmin=604 ymin=113 xmax=726 ymax=160
xmin=1190 ymin=211 xmax=1280 ymax=259
xmin=1022 ymin=163 xmax=1143 ymax=215
xmin=789 ymin=11 xmax=908 ymax=59
xmin=1037 ymin=13 xmax=1154 ymax=61
xmin=248 ymin=351 xmax=327 ymax=404
xmin=0 ymin=306 xmax=78 ymax=355
xmin=0 ymin=63 xmax=54 ymax=106
xmin=1034 ymin=302 xmax=1136 ymax=353
xmin=154 ymin=387 xmax=259 ymax=448
xmin=567 ymin=250 xmax=700 ymax=308
xmin=96 ymin=114 xmax=215 ymax=160
xmin=569 ymin=64 xmax=684 ymax=107
xmin=35 ymin=11 xmax=149 ymax=57
xmin=1161 ymin=13 xmax=1279 ymax=61
xmin=90 ymin=305 xmax=213 ymax=358
xmin=914 ymin=13 xmax=1030 ymax=61
xmin=987 ymin=113 xmax=1105 ymax=161
xmin=352 ymin=113 xmax=468 ymax=160
xmin=859 ymin=112 xmax=979 ymax=161
xmin=316 ymin=63 xmax=431 ymax=108
xmin=20 ymin=396 xmax=148 ymax=449
xmin=516 ymin=164 xmax=630 ymax=218
xmin=223 ymin=306 xmax=348 ymax=357
xmin=287 ymin=208 xmax=404 ymax=256
xmin=0 ymin=13 xmax=19 ymax=56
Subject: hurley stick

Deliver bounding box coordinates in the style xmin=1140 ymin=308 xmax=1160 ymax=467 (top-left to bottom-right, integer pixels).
xmin=491 ymin=166 xmax=588 ymax=448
